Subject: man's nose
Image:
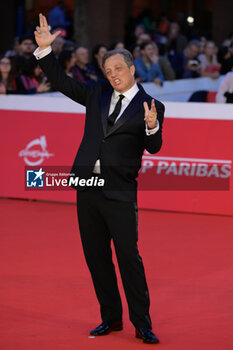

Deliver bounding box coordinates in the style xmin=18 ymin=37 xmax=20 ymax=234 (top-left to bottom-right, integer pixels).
xmin=111 ymin=70 xmax=117 ymax=78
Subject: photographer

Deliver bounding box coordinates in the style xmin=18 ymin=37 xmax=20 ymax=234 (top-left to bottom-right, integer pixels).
xmin=171 ymin=40 xmax=201 ymax=79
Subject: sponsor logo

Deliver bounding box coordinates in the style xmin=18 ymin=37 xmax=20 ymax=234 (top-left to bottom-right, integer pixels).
xmin=26 ymin=168 xmax=45 ymax=187
xmin=140 ymin=154 xmax=231 ymax=190
xmin=141 ymin=154 xmax=231 ymax=178
xmin=19 ymin=136 xmax=54 ymax=166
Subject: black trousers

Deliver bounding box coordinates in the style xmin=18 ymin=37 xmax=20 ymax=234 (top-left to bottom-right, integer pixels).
xmin=76 ymin=186 xmax=152 ymax=329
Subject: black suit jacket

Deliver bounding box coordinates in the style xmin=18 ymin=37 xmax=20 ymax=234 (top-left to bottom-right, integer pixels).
xmin=38 ymin=52 xmax=165 ymax=201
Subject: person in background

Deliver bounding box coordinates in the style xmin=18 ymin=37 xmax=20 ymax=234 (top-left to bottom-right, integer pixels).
xmin=0 ymin=56 xmax=17 ymax=94
xmin=109 ymin=40 xmax=125 ymax=50
xmin=51 ymin=36 xmax=65 ymax=58
xmin=17 ymin=56 xmax=51 ymax=94
xmin=130 ymin=43 xmax=141 ymax=60
xmin=19 ymin=35 xmax=36 ymax=60
xmin=58 ymin=50 xmax=76 ymax=77
xmin=216 ymin=70 xmax=233 ymax=103
xmin=154 ymin=15 xmax=170 ymax=55
xmin=218 ymin=43 xmax=233 ymax=75
xmin=199 ymin=36 xmax=208 ymax=54
xmin=152 ymin=43 xmax=175 ymax=81
xmin=134 ymin=24 xmax=146 ymax=39
xmin=134 ymin=41 xmax=164 ymax=85
xmin=52 ymin=26 xmax=67 ymax=39
xmin=199 ymin=41 xmax=221 ymax=79
xmin=72 ymin=46 xmax=98 ymax=85
xmin=63 ymin=40 xmax=76 ymax=51
xmin=136 ymin=33 xmax=152 ymax=45
xmin=124 ymin=22 xmax=145 ymax=50
xmin=13 ymin=35 xmax=36 ymax=76
xmin=91 ymin=44 xmax=108 ymax=81
xmin=48 ymin=0 xmax=70 ymax=30
xmin=5 ymin=37 xmax=21 ymax=58
xmin=222 ymin=31 xmax=233 ymax=48
xmin=166 ymin=22 xmax=188 ymax=59
xmin=171 ymin=40 xmax=201 ymax=79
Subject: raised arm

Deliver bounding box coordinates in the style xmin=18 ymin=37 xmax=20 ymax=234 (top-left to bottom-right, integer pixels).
xmin=34 ymin=13 xmax=61 ymax=49
xmin=34 ymin=14 xmax=89 ymax=105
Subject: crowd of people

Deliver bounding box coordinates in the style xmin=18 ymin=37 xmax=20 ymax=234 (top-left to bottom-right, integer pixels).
xmin=1 ymin=14 xmax=233 ymax=101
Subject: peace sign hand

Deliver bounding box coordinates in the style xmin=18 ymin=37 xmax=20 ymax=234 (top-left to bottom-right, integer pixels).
xmin=144 ymin=99 xmax=157 ymax=129
xmin=34 ymin=13 xmax=61 ymax=50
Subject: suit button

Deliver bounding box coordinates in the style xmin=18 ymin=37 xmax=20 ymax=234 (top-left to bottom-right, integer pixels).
xmin=102 ymin=139 xmax=106 ymax=143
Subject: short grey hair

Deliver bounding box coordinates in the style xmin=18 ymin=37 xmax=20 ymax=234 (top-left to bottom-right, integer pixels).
xmin=102 ymin=49 xmax=134 ymax=68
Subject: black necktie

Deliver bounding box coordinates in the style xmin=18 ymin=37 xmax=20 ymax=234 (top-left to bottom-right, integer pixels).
xmin=107 ymin=94 xmax=125 ymax=132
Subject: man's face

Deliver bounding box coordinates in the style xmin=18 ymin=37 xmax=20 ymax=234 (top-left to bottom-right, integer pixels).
xmin=142 ymin=44 xmax=155 ymax=59
xmin=20 ymin=39 xmax=35 ymax=54
xmin=187 ymin=44 xmax=199 ymax=59
xmin=75 ymin=47 xmax=89 ymax=66
xmin=104 ymin=54 xmax=135 ymax=93
xmin=52 ymin=37 xmax=65 ymax=55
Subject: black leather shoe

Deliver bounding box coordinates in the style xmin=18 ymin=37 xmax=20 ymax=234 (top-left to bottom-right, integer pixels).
xmin=90 ymin=320 xmax=123 ymax=336
xmin=136 ymin=328 xmax=159 ymax=344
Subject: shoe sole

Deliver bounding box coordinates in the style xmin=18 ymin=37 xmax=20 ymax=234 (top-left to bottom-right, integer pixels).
xmin=90 ymin=326 xmax=123 ymax=336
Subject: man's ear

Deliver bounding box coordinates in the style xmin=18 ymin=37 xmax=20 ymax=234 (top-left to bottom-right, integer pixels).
xmin=130 ymin=64 xmax=135 ymax=76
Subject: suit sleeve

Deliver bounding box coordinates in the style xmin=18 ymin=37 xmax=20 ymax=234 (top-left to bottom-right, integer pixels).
xmin=37 ymin=51 xmax=89 ymax=106
xmin=144 ymin=101 xmax=165 ymax=154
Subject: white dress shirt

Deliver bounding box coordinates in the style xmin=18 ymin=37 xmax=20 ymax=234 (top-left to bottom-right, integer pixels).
xmin=33 ymin=46 xmax=160 ymax=174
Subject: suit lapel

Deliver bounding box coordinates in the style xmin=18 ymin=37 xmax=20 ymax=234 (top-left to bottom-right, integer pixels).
xmin=104 ymin=85 xmax=146 ymax=138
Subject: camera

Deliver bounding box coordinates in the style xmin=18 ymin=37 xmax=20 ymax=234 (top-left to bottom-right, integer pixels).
xmin=189 ymin=60 xmax=199 ymax=67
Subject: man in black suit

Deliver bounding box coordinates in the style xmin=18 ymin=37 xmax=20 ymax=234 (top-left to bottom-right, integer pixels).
xmin=34 ymin=14 xmax=165 ymax=344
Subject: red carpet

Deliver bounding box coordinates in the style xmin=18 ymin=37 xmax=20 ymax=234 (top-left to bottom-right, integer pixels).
xmin=0 ymin=198 xmax=233 ymax=350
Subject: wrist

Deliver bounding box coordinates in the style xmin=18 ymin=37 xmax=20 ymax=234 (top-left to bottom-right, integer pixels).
xmin=39 ymin=45 xmax=50 ymax=51
xmin=147 ymin=122 xmax=156 ymax=129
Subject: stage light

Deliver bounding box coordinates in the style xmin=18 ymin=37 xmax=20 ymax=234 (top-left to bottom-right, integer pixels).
xmin=187 ymin=16 xmax=194 ymax=24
